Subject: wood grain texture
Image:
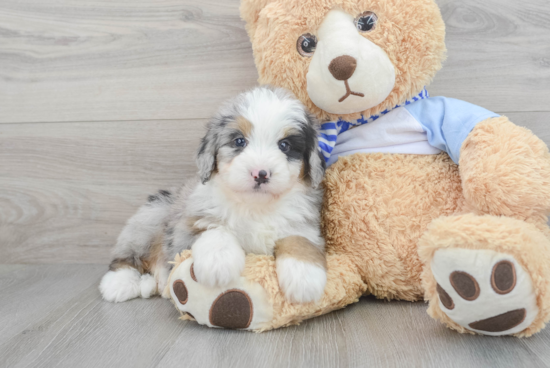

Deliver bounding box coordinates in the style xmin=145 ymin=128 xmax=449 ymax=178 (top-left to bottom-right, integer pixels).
xmin=1 ymin=0 xmax=549 ymax=124
xmin=0 ymin=265 xmax=184 ymax=368
xmin=0 ymin=0 xmax=258 ymax=124
xmin=1 ymin=264 xmax=550 ymax=368
xmin=0 ymin=120 xmax=205 ymax=264
xmin=430 ymin=0 xmax=550 ymax=112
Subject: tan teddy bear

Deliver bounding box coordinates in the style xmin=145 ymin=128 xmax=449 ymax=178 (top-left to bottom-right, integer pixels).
xmin=167 ymin=0 xmax=550 ymax=336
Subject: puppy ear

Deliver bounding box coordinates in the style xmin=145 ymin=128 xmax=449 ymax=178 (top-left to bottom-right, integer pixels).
xmin=308 ymin=146 xmax=326 ymax=189
xmin=303 ymin=113 xmax=326 ymax=189
xmin=196 ymin=121 xmax=219 ymax=184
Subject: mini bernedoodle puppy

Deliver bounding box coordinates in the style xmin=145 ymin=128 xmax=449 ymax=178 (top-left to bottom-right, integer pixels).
xmin=99 ymin=86 xmax=327 ymax=304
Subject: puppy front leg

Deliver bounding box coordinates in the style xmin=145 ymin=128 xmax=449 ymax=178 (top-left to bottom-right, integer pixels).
xmin=192 ymin=227 xmax=245 ymax=288
xmin=275 ymin=236 xmax=327 ymax=304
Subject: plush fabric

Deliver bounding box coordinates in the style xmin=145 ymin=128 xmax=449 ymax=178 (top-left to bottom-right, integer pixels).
xmin=459 ymin=117 xmax=550 ymax=221
xmin=322 ymin=153 xmax=465 ymax=301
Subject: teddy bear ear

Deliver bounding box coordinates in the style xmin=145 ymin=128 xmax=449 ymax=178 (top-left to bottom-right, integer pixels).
xmin=240 ymin=0 xmax=275 ymax=36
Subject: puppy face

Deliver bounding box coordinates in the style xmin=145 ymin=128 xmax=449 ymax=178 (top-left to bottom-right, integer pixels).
xmin=241 ymin=0 xmax=446 ymax=122
xmin=197 ymin=87 xmax=324 ymax=198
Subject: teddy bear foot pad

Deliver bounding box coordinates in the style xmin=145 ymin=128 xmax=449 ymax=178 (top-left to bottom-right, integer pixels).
xmin=431 ymin=248 xmax=538 ymax=336
xmin=168 ymin=257 xmax=273 ymax=330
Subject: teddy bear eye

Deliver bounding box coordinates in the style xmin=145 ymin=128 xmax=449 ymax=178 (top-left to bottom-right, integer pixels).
xmin=355 ymin=11 xmax=378 ymax=33
xmin=296 ymin=33 xmax=317 ymax=57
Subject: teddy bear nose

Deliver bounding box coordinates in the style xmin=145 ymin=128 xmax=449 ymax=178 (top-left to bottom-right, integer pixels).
xmin=328 ymin=55 xmax=357 ymax=81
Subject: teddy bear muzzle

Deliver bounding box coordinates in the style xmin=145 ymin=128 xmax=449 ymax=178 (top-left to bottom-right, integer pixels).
xmin=306 ymin=8 xmax=395 ymax=115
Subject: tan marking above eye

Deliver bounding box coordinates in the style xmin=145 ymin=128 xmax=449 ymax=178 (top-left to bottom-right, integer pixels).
xmin=450 ymin=271 xmax=480 ymax=301
xmin=282 ymin=127 xmax=300 ymax=139
xmin=235 ymin=116 xmax=253 ymax=138
xmin=491 ymin=260 xmax=517 ymax=295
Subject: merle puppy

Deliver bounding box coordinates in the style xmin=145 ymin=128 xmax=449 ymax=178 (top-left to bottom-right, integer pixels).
xmin=99 ymin=86 xmax=327 ymax=304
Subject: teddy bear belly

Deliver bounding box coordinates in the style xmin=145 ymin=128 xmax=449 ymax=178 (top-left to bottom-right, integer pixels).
xmin=322 ymin=152 xmax=466 ymax=301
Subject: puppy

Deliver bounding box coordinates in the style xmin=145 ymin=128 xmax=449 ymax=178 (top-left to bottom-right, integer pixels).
xmin=99 ymin=86 xmax=327 ymax=304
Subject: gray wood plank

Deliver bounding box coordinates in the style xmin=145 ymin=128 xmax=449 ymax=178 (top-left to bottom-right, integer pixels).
xmin=157 ymin=297 xmax=548 ymax=368
xmin=430 ymin=0 xmax=550 ymax=112
xmin=1 ymin=0 xmax=549 ymax=124
xmin=1 ymin=265 xmax=549 ymax=368
xmin=0 ymin=264 xmax=106 ymax=347
xmin=0 ymin=264 xmax=184 ymax=368
xmin=1 ymin=112 xmax=549 ymax=264
xmin=0 ymin=120 xmax=205 ymax=264
xmin=0 ymin=0 xmax=258 ymax=124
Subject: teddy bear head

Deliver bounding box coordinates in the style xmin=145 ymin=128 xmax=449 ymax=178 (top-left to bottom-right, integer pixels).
xmin=241 ymin=0 xmax=446 ymax=122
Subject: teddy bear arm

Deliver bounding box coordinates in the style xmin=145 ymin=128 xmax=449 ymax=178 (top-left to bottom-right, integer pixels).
xmin=459 ymin=116 xmax=550 ymax=221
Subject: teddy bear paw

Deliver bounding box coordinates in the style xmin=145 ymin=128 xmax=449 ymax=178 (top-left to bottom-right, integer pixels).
xmin=431 ymin=248 xmax=538 ymax=336
xmin=167 ymin=257 xmax=273 ymax=330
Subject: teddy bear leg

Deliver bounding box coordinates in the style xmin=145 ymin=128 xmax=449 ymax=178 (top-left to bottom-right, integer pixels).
xmin=165 ymin=251 xmax=366 ymax=331
xmin=460 ymin=116 xmax=550 ymax=222
xmin=166 ymin=253 xmax=273 ymax=330
xmin=419 ymin=214 xmax=550 ymax=337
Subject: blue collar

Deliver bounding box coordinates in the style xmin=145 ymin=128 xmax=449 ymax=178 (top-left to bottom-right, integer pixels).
xmin=318 ymin=88 xmax=430 ymax=162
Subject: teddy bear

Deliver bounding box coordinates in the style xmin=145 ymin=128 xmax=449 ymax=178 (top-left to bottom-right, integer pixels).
xmin=165 ymin=0 xmax=550 ymax=337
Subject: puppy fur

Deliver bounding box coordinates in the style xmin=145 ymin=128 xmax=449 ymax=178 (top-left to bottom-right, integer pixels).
xmin=99 ymin=86 xmax=327 ymax=304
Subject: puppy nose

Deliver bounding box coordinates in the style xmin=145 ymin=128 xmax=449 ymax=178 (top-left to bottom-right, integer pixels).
xmin=328 ymin=55 xmax=357 ymax=81
xmin=252 ymin=169 xmax=269 ymax=184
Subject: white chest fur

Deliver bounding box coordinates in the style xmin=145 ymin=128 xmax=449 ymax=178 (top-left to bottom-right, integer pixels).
xmin=190 ymin=183 xmax=324 ymax=255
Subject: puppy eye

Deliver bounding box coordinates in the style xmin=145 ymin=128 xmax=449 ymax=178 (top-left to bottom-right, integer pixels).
xmin=296 ymin=33 xmax=317 ymax=57
xmin=278 ymin=140 xmax=290 ymax=152
xmin=235 ymin=138 xmax=247 ymax=147
xmin=355 ymin=11 xmax=378 ymax=33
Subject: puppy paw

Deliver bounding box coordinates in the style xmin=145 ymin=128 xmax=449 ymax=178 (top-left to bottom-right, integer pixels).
xmin=276 ymin=258 xmax=327 ymax=304
xmin=192 ymin=229 xmax=246 ymax=288
xmin=168 ymin=257 xmax=273 ymax=330
xmin=431 ymin=248 xmax=538 ymax=336
xmin=140 ymin=273 xmax=158 ymax=299
xmin=99 ymin=268 xmax=141 ymax=303
xmin=192 ymin=250 xmax=245 ymax=288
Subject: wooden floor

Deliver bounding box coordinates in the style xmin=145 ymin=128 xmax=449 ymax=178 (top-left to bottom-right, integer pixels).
xmin=2 ymin=265 xmax=550 ymax=368
xmin=1 ymin=0 xmax=550 ymax=366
